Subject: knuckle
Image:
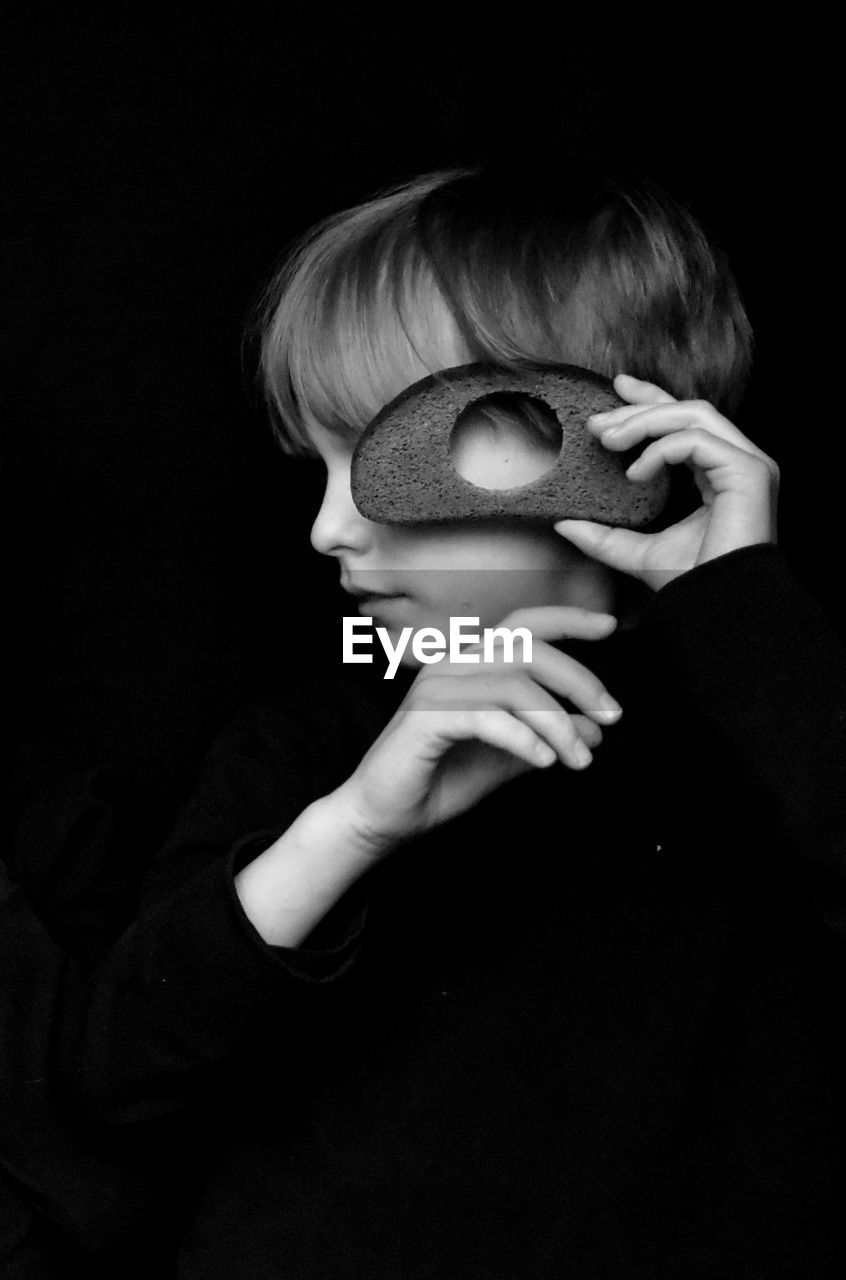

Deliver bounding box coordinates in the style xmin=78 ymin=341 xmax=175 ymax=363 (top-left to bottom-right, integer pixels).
xmin=498 ymin=608 xmax=530 ymax=631
xmin=485 ymin=634 xmax=509 ymax=657
xmin=409 ymin=674 xmax=452 ymax=708
xmin=553 ymin=719 xmax=578 ymax=748
xmin=747 ymin=455 xmax=774 ymax=481
xmin=537 ymin=701 xmax=571 ymax=731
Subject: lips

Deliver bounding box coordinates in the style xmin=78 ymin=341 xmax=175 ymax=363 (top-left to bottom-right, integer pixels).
xmin=353 ymin=594 xmax=408 ymax=614
xmin=341 ymin=575 xmax=405 ymax=601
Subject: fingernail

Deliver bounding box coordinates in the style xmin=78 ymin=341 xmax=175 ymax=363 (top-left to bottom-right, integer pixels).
xmin=589 ymin=411 xmax=609 ymax=423
xmin=599 ymin=695 xmax=622 ymax=721
xmin=536 ymin=742 xmax=557 ymax=765
xmin=573 ymin=741 xmax=593 ymax=768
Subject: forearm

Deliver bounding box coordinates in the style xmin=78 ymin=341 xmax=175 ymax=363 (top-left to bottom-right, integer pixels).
xmin=233 ymin=787 xmax=381 ymax=946
xmin=0 ymin=868 xmax=153 ymax=1244
xmin=68 ymin=789 xmax=384 ymax=1124
xmin=62 ymin=687 xmax=395 ymax=1124
xmin=641 ymin=545 xmax=846 ymax=877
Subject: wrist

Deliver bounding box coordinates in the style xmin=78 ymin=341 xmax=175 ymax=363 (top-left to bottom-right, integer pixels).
xmin=233 ymin=792 xmax=384 ymax=948
xmin=323 ymin=781 xmax=399 ymax=864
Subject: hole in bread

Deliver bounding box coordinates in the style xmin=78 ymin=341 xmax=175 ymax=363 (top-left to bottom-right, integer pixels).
xmin=448 ymin=392 xmax=562 ymax=491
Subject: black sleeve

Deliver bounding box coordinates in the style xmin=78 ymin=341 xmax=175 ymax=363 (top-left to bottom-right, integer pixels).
xmin=637 ymin=543 xmax=846 ymax=938
xmin=0 ymin=678 xmax=382 ymax=1250
xmin=65 ymin=682 xmax=380 ymax=1126
xmin=0 ymin=762 xmax=188 ymax=1259
xmin=0 ymin=854 xmax=152 ymax=1258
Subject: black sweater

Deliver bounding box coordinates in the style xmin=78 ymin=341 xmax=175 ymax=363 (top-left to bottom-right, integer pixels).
xmin=4 ymin=544 xmax=846 ymax=1276
xmin=0 ymin=767 xmax=174 ymax=1278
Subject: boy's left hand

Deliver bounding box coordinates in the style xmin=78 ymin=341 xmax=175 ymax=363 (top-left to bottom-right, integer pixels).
xmin=555 ymin=373 xmax=779 ymax=591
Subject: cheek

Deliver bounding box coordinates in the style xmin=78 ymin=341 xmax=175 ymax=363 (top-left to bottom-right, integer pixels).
xmin=390 ymin=524 xmax=563 ymax=570
xmin=383 ymin=524 xmax=582 ymax=620
xmin=407 ymin=561 xmax=560 ymax=631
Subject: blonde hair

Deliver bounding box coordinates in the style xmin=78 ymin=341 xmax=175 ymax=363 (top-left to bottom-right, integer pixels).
xmin=253 ymin=172 xmax=472 ymax=454
xmin=253 ymin=166 xmax=753 ymax=455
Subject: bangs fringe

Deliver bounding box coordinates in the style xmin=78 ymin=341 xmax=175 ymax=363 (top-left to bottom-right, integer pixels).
xmin=258 ymin=173 xmax=473 ymax=455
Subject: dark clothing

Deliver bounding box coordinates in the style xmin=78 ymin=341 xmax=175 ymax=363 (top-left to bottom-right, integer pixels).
xmin=62 ymin=544 xmax=846 ymax=1277
xmin=0 ymin=770 xmax=180 ymax=1277
xmin=3 ymin=544 xmax=845 ymax=1275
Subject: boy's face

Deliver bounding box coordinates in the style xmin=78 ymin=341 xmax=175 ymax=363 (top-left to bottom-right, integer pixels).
xmin=307 ymin=422 xmax=614 ymax=666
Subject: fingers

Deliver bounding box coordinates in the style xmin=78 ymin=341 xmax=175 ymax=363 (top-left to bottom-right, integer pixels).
xmin=590 ymin=396 xmax=776 ymax=468
xmin=496 ymin=604 xmax=618 ymax=642
xmin=433 ymin=609 xmax=623 ymax=726
xmin=453 ymin=706 xmax=565 ymax=770
xmin=412 ymin=669 xmax=611 ymax=770
xmin=560 ymin=377 xmax=779 ymax=591
xmin=554 ymin=519 xmax=651 ymax=576
xmin=625 ymin=429 xmax=776 ymax=488
xmin=419 ymin=703 xmax=575 ymax=771
xmin=525 ymin=639 xmax=623 ymax=725
xmin=612 ymin=372 xmax=677 ymax=405
xmin=570 ymin=714 xmax=604 ymax=750
xmin=408 ymin=604 xmax=626 ymax=773
xmin=508 ymin=681 xmax=600 ymax=769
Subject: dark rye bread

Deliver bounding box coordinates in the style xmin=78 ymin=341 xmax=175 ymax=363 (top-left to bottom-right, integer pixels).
xmin=351 ymin=362 xmax=670 ymax=527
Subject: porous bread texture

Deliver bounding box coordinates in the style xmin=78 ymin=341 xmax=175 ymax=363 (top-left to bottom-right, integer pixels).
xmin=351 ymin=363 xmax=670 ymax=527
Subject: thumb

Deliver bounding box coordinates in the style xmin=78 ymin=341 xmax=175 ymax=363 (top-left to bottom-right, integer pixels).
xmin=554 ymin=519 xmax=648 ymax=578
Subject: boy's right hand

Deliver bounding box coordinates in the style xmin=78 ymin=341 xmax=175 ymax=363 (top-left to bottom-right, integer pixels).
xmin=333 ymin=606 xmax=623 ymax=859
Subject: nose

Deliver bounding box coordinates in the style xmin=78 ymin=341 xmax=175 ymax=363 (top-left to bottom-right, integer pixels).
xmin=309 ymin=464 xmax=375 ymax=558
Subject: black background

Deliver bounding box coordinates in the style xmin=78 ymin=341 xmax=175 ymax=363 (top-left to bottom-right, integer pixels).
xmin=1 ymin=6 xmax=838 ymax=815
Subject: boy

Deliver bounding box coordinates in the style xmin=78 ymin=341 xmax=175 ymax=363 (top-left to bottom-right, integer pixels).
xmin=70 ymin=167 xmax=844 ymax=1277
